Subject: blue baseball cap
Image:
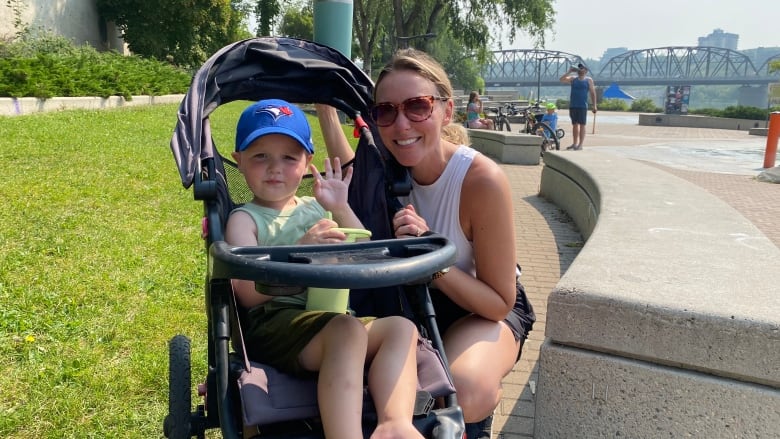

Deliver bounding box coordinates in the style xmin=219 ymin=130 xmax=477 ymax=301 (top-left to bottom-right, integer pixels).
xmin=235 ymin=99 xmax=315 ymax=153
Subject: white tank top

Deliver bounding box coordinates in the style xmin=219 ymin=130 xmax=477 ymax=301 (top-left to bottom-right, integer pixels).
xmin=399 ymin=145 xmax=477 ymax=276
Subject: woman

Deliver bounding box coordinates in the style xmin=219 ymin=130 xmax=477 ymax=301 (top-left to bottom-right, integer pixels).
xmin=317 ymin=48 xmax=535 ymax=436
xmin=466 ymin=91 xmax=495 ymax=130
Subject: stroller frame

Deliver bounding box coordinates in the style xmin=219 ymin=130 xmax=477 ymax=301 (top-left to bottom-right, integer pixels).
xmin=166 ymin=37 xmax=465 ymax=439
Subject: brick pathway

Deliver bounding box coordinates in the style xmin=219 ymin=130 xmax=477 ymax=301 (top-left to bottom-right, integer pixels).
xmin=490 ymin=116 xmax=779 ymax=438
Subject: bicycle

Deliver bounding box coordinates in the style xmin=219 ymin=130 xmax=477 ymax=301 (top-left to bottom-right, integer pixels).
xmin=520 ymin=100 xmax=566 ymax=140
xmin=518 ymin=103 xmax=560 ymax=156
xmin=487 ymin=103 xmax=521 ymax=132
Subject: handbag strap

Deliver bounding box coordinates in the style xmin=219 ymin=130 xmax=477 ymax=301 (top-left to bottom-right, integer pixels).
xmin=230 ymin=288 xmax=252 ymax=373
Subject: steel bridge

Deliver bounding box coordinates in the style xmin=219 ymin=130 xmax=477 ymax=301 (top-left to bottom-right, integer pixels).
xmin=482 ymin=46 xmax=780 ymax=88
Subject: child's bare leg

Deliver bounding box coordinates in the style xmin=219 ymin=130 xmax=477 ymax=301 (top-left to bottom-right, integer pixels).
xmin=365 ymin=316 xmax=424 ymax=439
xmin=298 ymin=314 xmax=368 ymax=439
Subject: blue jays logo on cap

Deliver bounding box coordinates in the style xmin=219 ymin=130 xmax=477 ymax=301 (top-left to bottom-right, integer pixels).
xmin=256 ymin=104 xmax=294 ymax=120
xmin=235 ymin=99 xmax=315 ymax=153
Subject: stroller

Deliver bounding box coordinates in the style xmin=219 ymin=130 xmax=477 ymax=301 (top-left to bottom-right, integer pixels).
xmin=165 ymin=37 xmax=465 ymax=438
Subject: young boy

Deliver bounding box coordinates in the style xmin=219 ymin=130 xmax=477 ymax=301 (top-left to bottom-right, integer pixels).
xmin=226 ymin=99 xmax=424 ymax=439
xmin=540 ymin=102 xmax=558 ymax=136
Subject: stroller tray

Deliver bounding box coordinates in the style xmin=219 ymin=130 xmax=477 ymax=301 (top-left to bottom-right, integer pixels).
xmin=209 ymin=235 xmax=455 ymax=291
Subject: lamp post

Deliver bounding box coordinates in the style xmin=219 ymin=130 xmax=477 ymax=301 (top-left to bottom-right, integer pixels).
xmin=536 ymin=58 xmax=543 ymax=104
xmin=396 ymin=33 xmax=437 ymax=49
xmin=535 ymin=55 xmax=569 ymax=103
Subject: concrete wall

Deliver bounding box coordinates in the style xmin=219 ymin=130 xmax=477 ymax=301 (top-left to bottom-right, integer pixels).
xmin=0 ymin=95 xmax=184 ymax=116
xmin=466 ymin=128 xmax=542 ymax=165
xmin=639 ymin=113 xmax=769 ymax=131
xmin=0 ymin=0 xmax=124 ymax=52
xmin=535 ymin=151 xmax=780 ymax=437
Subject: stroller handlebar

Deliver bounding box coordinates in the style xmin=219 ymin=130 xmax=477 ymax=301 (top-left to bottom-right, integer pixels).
xmin=208 ymin=234 xmax=456 ymax=292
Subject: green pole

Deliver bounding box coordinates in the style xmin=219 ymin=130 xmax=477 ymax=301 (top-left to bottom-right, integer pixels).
xmin=313 ymin=0 xmax=353 ymax=58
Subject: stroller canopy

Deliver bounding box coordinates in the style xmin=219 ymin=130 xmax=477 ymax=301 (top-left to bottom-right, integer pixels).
xmin=171 ymin=37 xmax=375 ymax=189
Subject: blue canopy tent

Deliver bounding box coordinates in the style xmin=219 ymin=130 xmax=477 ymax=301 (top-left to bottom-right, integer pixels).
xmin=603 ymin=82 xmax=636 ymax=100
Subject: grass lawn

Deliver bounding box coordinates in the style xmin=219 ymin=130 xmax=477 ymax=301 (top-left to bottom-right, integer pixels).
xmin=0 ymin=101 xmax=355 ymax=438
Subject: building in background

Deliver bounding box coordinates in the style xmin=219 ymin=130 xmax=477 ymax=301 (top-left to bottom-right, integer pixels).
xmin=0 ymin=0 xmax=125 ymax=53
xmin=697 ymin=28 xmax=738 ymax=51
xmin=600 ymin=47 xmax=628 ymax=63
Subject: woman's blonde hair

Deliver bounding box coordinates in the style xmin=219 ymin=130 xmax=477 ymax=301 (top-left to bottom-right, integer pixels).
xmin=375 ymin=48 xmax=453 ymax=101
xmin=442 ymin=123 xmax=471 ymax=146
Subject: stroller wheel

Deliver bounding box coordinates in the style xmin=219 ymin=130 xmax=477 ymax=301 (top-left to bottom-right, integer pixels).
xmin=164 ymin=335 xmax=192 ymax=439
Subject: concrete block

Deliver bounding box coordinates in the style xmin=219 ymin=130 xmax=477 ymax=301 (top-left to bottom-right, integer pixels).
xmin=467 ymin=129 xmax=541 ymax=165
xmin=639 ymin=113 xmax=768 ymax=131
xmin=535 ymin=342 xmax=780 ymax=439
xmin=541 ymin=151 xmax=780 ymax=386
xmin=536 ymin=151 xmax=780 ymax=435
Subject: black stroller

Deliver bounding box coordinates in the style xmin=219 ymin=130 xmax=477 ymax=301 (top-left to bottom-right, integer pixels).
xmin=165 ymin=37 xmax=465 ymax=438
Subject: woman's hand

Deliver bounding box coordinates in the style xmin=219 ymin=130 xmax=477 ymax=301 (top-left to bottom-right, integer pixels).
xmin=392 ymin=204 xmax=429 ymax=238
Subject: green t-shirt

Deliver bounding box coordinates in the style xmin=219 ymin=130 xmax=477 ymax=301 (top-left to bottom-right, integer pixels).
xmin=231 ymin=196 xmax=326 ymax=307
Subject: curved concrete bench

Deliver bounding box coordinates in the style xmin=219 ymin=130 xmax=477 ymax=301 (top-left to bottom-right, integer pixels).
xmin=466 ymin=128 xmax=541 ymax=165
xmin=535 ymin=151 xmax=780 ymax=438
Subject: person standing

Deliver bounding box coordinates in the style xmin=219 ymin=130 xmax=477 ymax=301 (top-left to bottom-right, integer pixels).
xmin=560 ymin=63 xmax=597 ymax=150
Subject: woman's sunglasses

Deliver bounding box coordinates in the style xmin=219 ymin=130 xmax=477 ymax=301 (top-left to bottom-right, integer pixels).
xmin=370 ymin=95 xmax=449 ymax=127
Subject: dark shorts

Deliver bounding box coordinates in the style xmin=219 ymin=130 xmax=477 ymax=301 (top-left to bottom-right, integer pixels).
xmin=244 ymin=303 xmax=374 ymax=378
xmin=430 ymin=278 xmax=535 ymax=346
xmin=569 ymin=107 xmax=588 ymax=125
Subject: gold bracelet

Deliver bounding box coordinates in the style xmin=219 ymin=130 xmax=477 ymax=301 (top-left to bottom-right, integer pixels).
xmin=431 ymin=267 xmax=450 ymax=280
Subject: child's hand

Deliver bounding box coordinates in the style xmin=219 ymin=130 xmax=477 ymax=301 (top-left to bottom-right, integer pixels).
xmin=298 ymin=219 xmax=347 ymax=245
xmin=310 ymin=157 xmax=353 ymax=212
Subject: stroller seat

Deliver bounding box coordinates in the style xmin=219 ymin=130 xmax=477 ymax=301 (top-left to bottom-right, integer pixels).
xmin=235 ymin=335 xmax=455 ymax=427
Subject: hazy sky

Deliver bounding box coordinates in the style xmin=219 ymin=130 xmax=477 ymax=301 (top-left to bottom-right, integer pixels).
xmin=501 ymin=0 xmax=780 ymax=59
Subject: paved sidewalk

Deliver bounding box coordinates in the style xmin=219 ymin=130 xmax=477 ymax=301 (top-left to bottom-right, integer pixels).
xmin=491 ymin=115 xmax=780 ymax=438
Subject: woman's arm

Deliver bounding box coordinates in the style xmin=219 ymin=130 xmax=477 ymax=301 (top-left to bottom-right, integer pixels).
xmin=430 ymin=157 xmax=517 ymax=321
xmin=315 ymin=104 xmax=355 ymax=163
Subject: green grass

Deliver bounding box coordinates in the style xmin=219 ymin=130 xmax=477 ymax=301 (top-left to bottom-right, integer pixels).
xmin=0 ymin=101 xmax=355 ymax=438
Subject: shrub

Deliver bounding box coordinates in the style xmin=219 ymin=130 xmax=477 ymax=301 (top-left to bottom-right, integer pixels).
xmin=0 ymin=30 xmax=192 ymax=99
xmin=688 ymin=106 xmax=776 ymax=120
xmin=630 ymin=98 xmax=662 ymax=113
xmin=598 ymin=99 xmax=629 ymax=111
xmin=689 ymin=107 xmax=722 ymax=117
xmin=721 ymin=105 xmax=771 ymax=121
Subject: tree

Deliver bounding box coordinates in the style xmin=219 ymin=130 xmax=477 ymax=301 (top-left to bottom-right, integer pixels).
xmin=97 ymin=0 xmax=250 ymax=68
xmin=235 ymin=0 xmax=555 ymax=83
xmin=278 ymin=3 xmax=314 ymax=40
xmin=353 ymin=0 xmax=390 ymax=77
xmin=254 ymin=0 xmax=282 ymax=37
xmin=354 ymin=0 xmax=555 ymax=79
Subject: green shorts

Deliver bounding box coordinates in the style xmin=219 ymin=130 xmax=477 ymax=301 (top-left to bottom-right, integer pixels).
xmin=243 ymin=303 xmax=375 ymax=378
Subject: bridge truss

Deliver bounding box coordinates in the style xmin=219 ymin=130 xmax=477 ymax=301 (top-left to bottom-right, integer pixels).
xmin=483 ymin=46 xmax=780 ymax=87
xmin=481 ymin=49 xmax=585 ymax=88
xmin=600 ymin=46 xmax=770 ymax=85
